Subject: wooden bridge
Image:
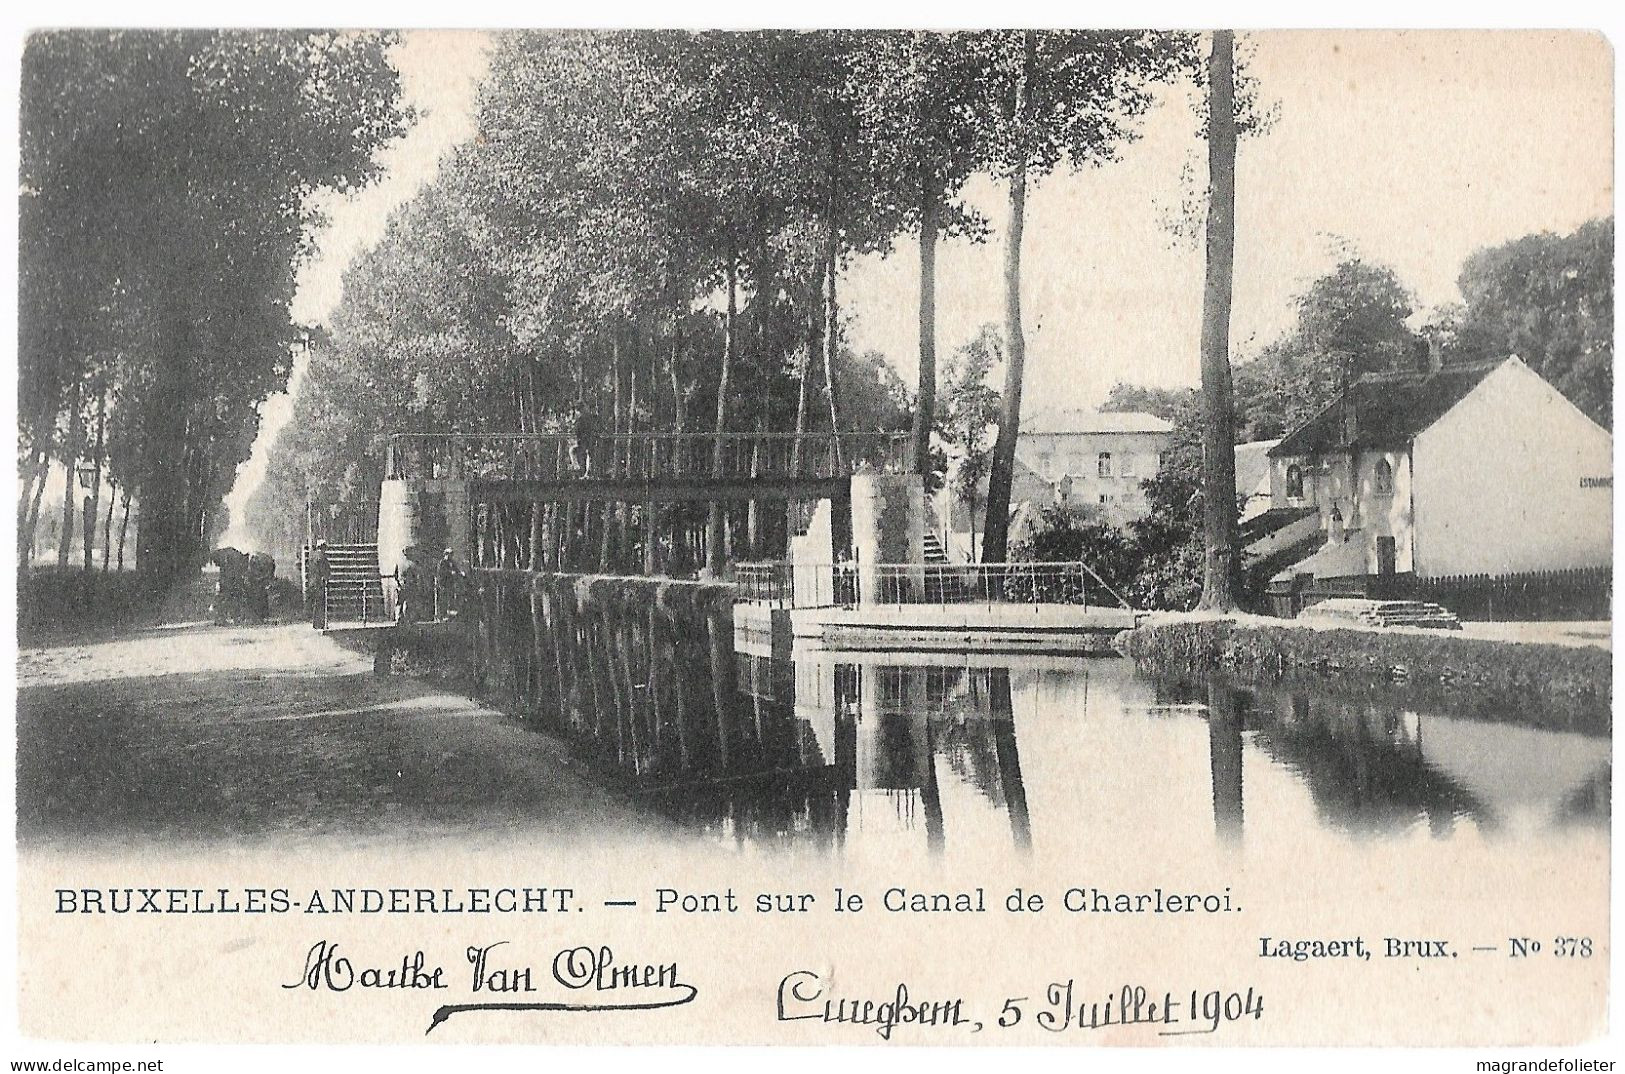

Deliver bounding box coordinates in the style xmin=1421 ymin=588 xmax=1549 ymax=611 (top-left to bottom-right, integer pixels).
xmin=382 ymin=430 xmax=915 ymax=576
xmin=385 ymin=431 xmax=912 ymax=503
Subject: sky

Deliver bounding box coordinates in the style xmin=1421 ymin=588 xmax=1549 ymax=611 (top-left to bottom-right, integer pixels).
xmin=221 ymin=28 xmax=1613 ymax=546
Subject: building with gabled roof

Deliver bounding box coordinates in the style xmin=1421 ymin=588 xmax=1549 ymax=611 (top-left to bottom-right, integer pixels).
xmin=1264 ymin=355 xmax=1611 ymax=614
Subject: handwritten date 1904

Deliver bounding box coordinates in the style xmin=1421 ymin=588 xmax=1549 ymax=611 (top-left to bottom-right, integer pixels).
xmin=1001 ymin=983 xmax=1264 ymax=1036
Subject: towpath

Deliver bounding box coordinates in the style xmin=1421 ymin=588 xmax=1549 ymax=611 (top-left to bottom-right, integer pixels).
xmin=15 ymin=621 xmax=661 ymax=853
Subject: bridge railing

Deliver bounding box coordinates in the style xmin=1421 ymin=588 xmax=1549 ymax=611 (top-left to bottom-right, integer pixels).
xmin=305 ymin=499 xmax=379 ymax=546
xmin=384 ymin=431 xmax=910 ymax=483
xmin=736 ymin=560 xmax=1131 ymax=609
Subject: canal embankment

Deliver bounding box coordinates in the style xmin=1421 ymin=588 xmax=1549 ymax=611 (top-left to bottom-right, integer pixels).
xmin=1117 ymin=613 xmax=1612 ymax=734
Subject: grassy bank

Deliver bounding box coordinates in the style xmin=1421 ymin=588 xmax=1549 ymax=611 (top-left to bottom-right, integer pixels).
xmin=1118 ymin=614 xmax=1611 ymax=734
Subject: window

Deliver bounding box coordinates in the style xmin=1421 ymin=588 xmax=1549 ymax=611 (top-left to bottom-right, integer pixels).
xmin=1374 ymin=459 xmax=1394 ymax=494
xmin=1039 ymin=453 xmax=1053 ymax=479
xmin=1286 ymin=464 xmax=1305 ymax=499
xmin=1098 ymin=494 xmax=1112 ymax=505
xmin=1067 ymin=452 xmax=1084 ymax=475
xmin=1121 ymin=453 xmax=1137 ymax=477
xmin=1097 ymin=452 xmax=1113 ymax=478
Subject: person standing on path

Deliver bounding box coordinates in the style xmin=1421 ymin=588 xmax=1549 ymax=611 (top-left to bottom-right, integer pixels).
xmin=572 ymin=402 xmax=604 ymax=477
xmin=435 ymin=548 xmax=465 ymax=620
xmin=306 ymin=540 xmax=330 ymax=630
xmin=397 ymin=550 xmax=426 ymax=624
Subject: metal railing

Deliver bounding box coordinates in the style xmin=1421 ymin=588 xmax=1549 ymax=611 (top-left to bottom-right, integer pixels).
xmin=735 ymin=561 xmax=797 ymax=607
xmin=384 ymin=431 xmax=911 ymax=483
xmin=735 ymin=560 xmax=1132 ymax=610
xmin=319 ymin=576 xmax=395 ymax=626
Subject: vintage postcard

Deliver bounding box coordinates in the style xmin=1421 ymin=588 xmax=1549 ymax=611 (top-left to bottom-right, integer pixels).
xmin=7 ymin=24 xmax=1616 ymax=1067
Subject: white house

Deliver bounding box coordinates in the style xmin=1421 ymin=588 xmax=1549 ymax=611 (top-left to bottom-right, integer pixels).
xmin=934 ymin=409 xmax=1173 ymax=562
xmin=1267 ymin=356 xmax=1612 ymax=587
xmin=1014 ymin=408 xmax=1173 ymax=526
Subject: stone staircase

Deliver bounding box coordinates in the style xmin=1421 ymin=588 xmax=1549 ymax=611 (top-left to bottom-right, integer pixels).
xmin=305 ymin=543 xmax=388 ymax=624
xmin=919 ymin=530 xmax=970 ymax=602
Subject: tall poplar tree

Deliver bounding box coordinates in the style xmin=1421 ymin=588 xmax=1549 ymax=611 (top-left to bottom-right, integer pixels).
xmin=1198 ymin=30 xmax=1241 ymax=610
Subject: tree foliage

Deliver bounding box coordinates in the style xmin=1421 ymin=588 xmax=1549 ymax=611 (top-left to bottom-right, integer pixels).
xmin=1230 ymin=258 xmax=1422 ymax=439
xmin=1444 ymin=216 xmax=1613 ymax=426
xmin=249 ymin=30 xmax=924 ymax=569
xmin=934 ymin=325 xmax=1005 ymax=558
xmin=19 ymin=30 xmax=408 ymax=579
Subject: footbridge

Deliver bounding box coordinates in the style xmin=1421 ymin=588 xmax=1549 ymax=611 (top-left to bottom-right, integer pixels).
xmin=375 ymin=430 xmax=917 ymax=580
xmin=386 ymin=431 xmax=907 ymax=500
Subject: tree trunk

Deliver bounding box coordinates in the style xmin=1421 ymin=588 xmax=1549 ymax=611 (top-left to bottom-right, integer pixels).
xmin=706 ymin=255 xmax=737 ymax=575
xmin=84 ymin=386 xmax=106 ymax=573
xmin=1198 ymin=30 xmax=1241 ymax=611
xmin=911 ymin=179 xmax=941 ymax=477
xmin=136 ymin=308 xmax=195 ymax=583
xmin=528 ymin=501 xmax=544 ymax=570
xmin=969 ymin=487 xmax=979 ymax=564
xmin=116 ymin=486 xmax=132 ymax=571
xmin=559 ymin=502 xmax=574 ymax=570
xmin=790 ymin=274 xmax=821 ymax=474
xmin=822 ymin=233 xmax=843 ymax=467
xmin=612 ymin=329 xmax=626 ymax=564
xmin=17 ymin=447 xmax=44 ymax=547
xmin=101 ymin=480 xmax=115 ymax=572
xmin=18 ymin=382 xmax=63 ymax=546
xmin=18 ymin=448 xmax=50 ymax=570
xmin=57 ymin=379 xmax=83 ymax=570
xmin=746 ymin=411 xmax=762 ymax=558
xmin=598 ymin=502 xmax=612 ymax=572
xmin=981 ymin=32 xmax=1036 ymax=565
xmin=668 ymin=335 xmax=687 ymax=434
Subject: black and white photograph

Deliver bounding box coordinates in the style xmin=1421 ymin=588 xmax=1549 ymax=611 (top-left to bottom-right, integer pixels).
xmin=6 ymin=21 xmax=1616 ymax=1065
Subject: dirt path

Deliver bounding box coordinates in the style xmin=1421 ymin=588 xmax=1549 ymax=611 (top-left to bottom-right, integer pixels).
xmin=16 ymin=622 xmax=666 ymax=854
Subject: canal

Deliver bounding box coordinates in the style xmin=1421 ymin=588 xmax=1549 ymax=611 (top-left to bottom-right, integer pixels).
xmin=521 ymin=643 xmax=1612 ymax=867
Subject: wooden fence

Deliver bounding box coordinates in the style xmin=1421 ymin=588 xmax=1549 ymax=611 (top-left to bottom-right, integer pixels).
xmin=1286 ymin=566 xmax=1613 ymax=621
xmin=1378 ymin=567 xmax=1612 ymax=621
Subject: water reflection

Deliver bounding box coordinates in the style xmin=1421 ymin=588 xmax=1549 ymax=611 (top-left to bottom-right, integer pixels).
xmin=1188 ymin=678 xmax=1613 ymax=839
xmin=543 ymin=642 xmax=1609 ymax=858
xmin=649 ymin=658 xmax=1036 ymax=855
xmin=1207 ymin=682 xmax=1245 ymax=845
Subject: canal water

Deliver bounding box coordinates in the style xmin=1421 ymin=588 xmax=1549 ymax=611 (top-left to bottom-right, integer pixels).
xmin=550 ymin=647 xmax=1611 ymax=867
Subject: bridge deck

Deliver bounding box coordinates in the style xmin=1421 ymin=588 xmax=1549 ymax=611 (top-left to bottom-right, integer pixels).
xmin=387 ymin=431 xmax=910 ymax=490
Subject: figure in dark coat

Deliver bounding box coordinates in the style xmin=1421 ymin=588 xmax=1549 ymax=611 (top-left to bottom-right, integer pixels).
xmin=245 ymin=552 xmax=276 ymax=623
xmin=306 ymin=541 xmax=331 ymax=629
xmin=209 ymin=546 xmax=251 ymax=625
xmin=435 ymin=548 xmax=465 ymax=620
xmin=398 ymin=561 xmax=423 ymax=623
xmin=572 ymin=405 xmax=605 ymax=477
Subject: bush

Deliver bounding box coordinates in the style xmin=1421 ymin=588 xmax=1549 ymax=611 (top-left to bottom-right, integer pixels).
xmin=16 ymin=568 xmax=202 ymax=642
xmin=1014 ymin=502 xmax=1202 ymax=611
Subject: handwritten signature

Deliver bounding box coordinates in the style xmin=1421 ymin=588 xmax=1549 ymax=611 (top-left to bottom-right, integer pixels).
xmin=280 ymin=940 xmax=696 ymax=1034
